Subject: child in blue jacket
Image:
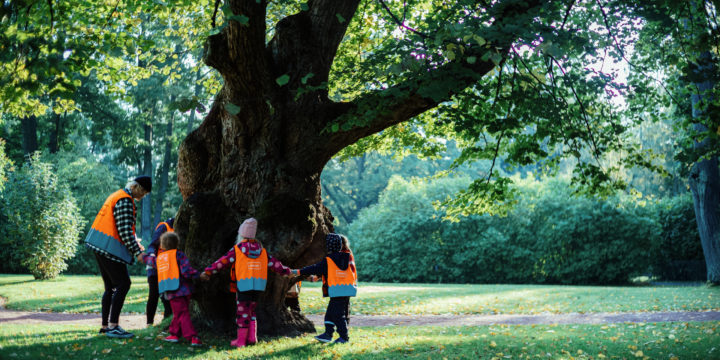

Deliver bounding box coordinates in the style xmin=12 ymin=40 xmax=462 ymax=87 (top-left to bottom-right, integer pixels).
xmin=292 ymin=233 xmax=357 ymax=344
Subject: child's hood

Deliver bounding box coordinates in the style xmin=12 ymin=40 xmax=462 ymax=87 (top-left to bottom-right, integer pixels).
xmin=328 ymin=251 xmax=351 ymax=271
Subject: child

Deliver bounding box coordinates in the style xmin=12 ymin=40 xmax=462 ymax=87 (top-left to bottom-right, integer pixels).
xmin=139 ymin=232 xmax=202 ymax=346
xmin=145 ymin=218 xmax=174 ymax=326
xmin=292 ymin=233 xmax=357 ymax=344
xmin=200 ymin=218 xmax=293 ymax=348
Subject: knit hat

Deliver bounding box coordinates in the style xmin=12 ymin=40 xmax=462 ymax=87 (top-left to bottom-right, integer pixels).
xmin=238 ymin=218 xmax=258 ymax=239
xmin=134 ymin=175 xmax=152 ymax=192
xmin=326 ymin=233 xmax=342 ymax=254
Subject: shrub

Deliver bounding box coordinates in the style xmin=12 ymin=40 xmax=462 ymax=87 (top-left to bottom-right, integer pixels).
xmin=42 ymin=150 xmax=122 ymax=274
xmin=648 ymin=195 xmax=705 ymax=280
xmin=349 ymin=175 xmax=660 ymax=285
xmin=0 ymin=154 xmax=85 ymax=279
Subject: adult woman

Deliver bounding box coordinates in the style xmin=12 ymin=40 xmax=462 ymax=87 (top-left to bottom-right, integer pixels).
xmin=84 ymin=175 xmax=151 ymax=339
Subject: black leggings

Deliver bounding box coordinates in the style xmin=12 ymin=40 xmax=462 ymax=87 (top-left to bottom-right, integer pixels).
xmin=146 ymin=274 xmax=171 ymax=324
xmin=94 ymin=252 xmax=131 ymax=325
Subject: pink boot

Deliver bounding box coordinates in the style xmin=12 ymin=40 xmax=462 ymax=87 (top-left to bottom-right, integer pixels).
xmin=247 ymin=320 xmax=257 ymax=344
xmin=230 ymin=328 xmax=248 ymax=348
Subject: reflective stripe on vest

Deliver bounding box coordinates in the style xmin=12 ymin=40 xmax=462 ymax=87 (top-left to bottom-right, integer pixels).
xmin=234 ymin=245 xmax=268 ymax=292
xmin=157 ymin=249 xmax=180 ymax=293
xmin=155 ymin=222 xmax=174 ymax=233
xmin=84 ymin=189 xmax=136 ymax=263
xmin=327 ymin=255 xmax=357 ymax=297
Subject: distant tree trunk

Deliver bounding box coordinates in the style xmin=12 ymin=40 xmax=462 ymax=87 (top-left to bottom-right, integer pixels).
xmin=21 ymin=115 xmax=38 ymax=156
xmin=176 ymin=0 xmax=541 ymax=336
xmin=688 ymin=52 xmax=720 ymax=285
xmin=141 ymin=123 xmax=153 ymax=242
xmin=154 ymin=112 xmax=174 ymax=226
xmin=49 ymin=113 xmax=61 ymax=153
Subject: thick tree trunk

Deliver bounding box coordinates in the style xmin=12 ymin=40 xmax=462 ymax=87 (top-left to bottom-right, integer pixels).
xmin=21 ymin=115 xmax=38 ymax=156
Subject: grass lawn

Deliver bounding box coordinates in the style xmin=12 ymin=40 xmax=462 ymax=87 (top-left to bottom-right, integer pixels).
xmin=1 ymin=274 xmax=718 ymax=315
xmin=0 ymin=321 xmax=718 ymax=359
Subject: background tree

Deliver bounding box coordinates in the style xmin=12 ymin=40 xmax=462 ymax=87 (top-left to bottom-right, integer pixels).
xmin=626 ymin=0 xmax=720 ymax=284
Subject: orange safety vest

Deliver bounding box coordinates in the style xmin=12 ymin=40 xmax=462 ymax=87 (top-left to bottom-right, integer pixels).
xmin=326 ymin=254 xmax=357 ymax=297
xmin=155 ymin=221 xmax=174 ymax=233
xmin=157 ymin=249 xmax=180 ymax=294
xmin=84 ymin=189 xmax=136 ymax=263
xmin=234 ymin=245 xmax=268 ymax=292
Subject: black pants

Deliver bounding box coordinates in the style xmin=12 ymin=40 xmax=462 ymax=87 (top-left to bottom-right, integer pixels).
xmin=146 ymin=274 xmax=171 ymax=324
xmin=324 ymin=297 xmax=350 ymax=340
xmin=94 ymin=252 xmax=131 ymax=325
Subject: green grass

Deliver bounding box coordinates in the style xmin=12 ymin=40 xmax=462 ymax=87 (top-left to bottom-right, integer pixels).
xmin=0 ymin=321 xmax=718 ymax=359
xmin=1 ymin=274 xmax=719 ymax=315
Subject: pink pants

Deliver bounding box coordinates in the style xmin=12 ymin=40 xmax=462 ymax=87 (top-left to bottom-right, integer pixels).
xmin=169 ymin=296 xmax=197 ymax=340
xmin=236 ymin=300 xmax=257 ymax=327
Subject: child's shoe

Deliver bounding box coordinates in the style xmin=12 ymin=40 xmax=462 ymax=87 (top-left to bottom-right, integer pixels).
xmin=231 ymin=328 xmax=248 ymax=348
xmin=314 ymin=333 xmax=333 ymax=343
xmin=163 ymin=335 xmax=180 ymax=343
xmin=191 ymin=337 xmax=203 ymax=347
xmin=333 ymin=337 xmax=349 ymax=344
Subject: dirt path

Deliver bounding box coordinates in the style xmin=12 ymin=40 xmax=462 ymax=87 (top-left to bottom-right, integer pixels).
xmin=1 ymin=308 xmax=718 ymax=329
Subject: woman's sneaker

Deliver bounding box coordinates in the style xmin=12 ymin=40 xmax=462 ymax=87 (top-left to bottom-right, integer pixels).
xmin=333 ymin=337 xmax=349 ymax=344
xmin=163 ymin=335 xmax=180 ymax=343
xmin=98 ymin=327 xmax=108 ymax=334
xmin=314 ymin=333 xmax=333 ymax=343
xmin=105 ymin=326 xmax=134 ymax=339
xmin=191 ymin=337 xmax=203 ymax=347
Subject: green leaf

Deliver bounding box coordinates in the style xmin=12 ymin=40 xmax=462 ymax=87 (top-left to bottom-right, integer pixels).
xmin=301 ymin=3 xmax=309 ymax=11
xmin=225 ymin=102 xmax=241 ymax=115
xmin=301 ymin=73 xmax=314 ymax=85
xmin=336 ymin=13 xmax=346 ymax=23
xmin=331 ymin=123 xmax=339 ymax=132
xmin=228 ymin=14 xmax=250 ymax=26
xmin=276 ymin=74 xmax=290 ymax=86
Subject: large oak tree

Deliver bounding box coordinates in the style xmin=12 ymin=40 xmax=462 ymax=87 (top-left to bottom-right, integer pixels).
xmin=172 ymin=0 xmax=647 ymax=335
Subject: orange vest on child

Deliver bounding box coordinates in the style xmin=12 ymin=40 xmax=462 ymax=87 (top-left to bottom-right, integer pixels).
xmin=233 ymin=244 xmax=268 ymax=292
xmin=157 ymin=249 xmax=180 ymax=294
xmin=84 ymin=189 xmax=136 ymax=263
xmin=326 ymin=253 xmax=357 ymax=297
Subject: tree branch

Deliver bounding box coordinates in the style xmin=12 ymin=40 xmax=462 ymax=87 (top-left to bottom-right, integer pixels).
xmin=268 ymin=0 xmax=361 ymax=92
xmin=377 ymin=0 xmax=429 ymax=39
xmin=316 ymin=0 xmax=543 ymax=163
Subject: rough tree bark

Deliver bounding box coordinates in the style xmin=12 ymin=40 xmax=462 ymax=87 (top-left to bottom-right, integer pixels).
xmin=175 ymin=0 xmax=543 ymax=336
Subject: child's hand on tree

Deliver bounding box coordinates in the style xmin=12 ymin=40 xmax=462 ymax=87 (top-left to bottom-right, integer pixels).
xmin=199 ymin=273 xmax=210 ymax=281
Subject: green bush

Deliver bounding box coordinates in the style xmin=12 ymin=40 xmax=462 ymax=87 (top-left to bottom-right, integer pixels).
xmin=349 ymin=175 xmax=660 ymax=285
xmin=0 ymin=154 xmax=85 ymax=279
xmin=42 ymin=150 xmax=123 ymax=274
xmin=648 ymin=195 xmax=705 ymax=280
